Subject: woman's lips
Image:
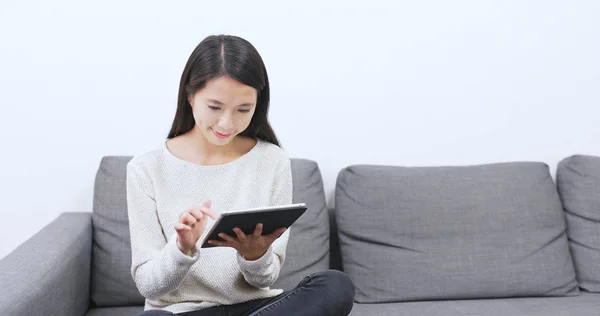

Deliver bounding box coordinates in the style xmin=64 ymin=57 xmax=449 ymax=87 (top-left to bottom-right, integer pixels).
xmin=213 ymin=129 xmax=232 ymax=139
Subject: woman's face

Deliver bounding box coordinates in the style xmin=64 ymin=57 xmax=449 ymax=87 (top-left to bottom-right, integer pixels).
xmin=188 ymin=75 xmax=257 ymax=146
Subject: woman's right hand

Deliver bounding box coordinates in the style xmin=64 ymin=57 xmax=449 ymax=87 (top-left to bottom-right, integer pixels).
xmin=175 ymin=200 xmax=217 ymax=254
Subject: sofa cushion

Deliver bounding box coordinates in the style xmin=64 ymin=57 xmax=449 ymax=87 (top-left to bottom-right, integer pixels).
xmin=335 ymin=162 xmax=579 ymax=303
xmin=91 ymin=156 xmax=329 ymax=306
xmin=85 ymin=306 xmax=143 ymax=316
xmin=92 ymin=156 xmax=145 ymax=306
xmin=349 ymin=292 xmax=600 ymax=316
xmin=556 ymin=154 xmax=600 ymax=292
xmin=271 ymin=158 xmax=330 ymax=290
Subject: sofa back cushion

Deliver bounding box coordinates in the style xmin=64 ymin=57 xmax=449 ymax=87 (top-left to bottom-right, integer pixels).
xmin=557 ymin=155 xmax=600 ymax=292
xmin=92 ymin=156 xmax=144 ymax=306
xmin=335 ymin=162 xmax=579 ymax=303
xmin=91 ymin=156 xmax=330 ymax=307
xmin=272 ymin=159 xmax=330 ymax=290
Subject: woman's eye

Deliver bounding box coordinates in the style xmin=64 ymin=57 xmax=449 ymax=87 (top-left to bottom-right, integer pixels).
xmin=238 ymin=109 xmax=250 ymax=113
xmin=208 ymin=106 xmax=221 ymax=111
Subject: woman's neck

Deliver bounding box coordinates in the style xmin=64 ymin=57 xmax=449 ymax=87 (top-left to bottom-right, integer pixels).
xmin=167 ymin=128 xmax=255 ymax=166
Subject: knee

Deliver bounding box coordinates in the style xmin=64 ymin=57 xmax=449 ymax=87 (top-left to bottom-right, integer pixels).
xmin=312 ymin=269 xmax=355 ymax=309
xmin=314 ymin=269 xmax=355 ymax=293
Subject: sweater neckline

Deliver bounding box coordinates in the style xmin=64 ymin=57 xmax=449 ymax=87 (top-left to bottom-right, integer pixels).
xmin=161 ymin=138 xmax=262 ymax=169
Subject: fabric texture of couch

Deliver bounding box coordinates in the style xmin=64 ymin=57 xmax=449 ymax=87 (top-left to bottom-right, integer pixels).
xmin=1 ymin=155 xmax=599 ymax=316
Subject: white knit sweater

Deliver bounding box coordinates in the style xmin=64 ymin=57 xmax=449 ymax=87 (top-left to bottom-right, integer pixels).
xmin=126 ymin=139 xmax=293 ymax=313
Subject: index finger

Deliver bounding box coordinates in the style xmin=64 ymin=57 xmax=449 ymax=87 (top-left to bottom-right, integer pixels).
xmin=198 ymin=206 xmax=218 ymax=220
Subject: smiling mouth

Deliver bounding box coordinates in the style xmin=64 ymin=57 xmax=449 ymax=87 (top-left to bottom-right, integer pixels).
xmin=212 ymin=129 xmax=232 ymax=139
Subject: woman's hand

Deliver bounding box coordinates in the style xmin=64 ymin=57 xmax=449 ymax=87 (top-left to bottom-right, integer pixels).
xmin=208 ymin=223 xmax=286 ymax=261
xmin=175 ymin=200 xmax=217 ymax=254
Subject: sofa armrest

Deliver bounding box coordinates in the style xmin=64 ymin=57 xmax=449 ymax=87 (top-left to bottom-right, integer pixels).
xmin=0 ymin=212 xmax=92 ymax=316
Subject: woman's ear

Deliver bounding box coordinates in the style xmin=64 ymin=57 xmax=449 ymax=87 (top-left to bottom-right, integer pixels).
xmin=187 ymin=93 xmax=194 ymax=108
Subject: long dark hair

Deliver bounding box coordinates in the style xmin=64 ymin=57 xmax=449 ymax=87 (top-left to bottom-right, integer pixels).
xmin=167 ymin=35 xmax=280 ymax=147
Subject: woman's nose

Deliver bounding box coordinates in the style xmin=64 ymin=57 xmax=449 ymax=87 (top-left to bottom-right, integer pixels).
xmin=218 ymin=113 xmax=234 ymax=130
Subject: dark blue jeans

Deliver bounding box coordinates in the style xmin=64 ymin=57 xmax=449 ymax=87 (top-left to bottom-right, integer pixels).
xmin=134 ymin=269 xmax=355 ymax=316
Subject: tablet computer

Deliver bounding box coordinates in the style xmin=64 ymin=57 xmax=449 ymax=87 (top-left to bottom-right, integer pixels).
xmin=200 ymin=203 xmax=307 ymax=248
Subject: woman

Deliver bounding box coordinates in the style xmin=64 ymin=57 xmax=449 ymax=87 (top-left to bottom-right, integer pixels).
xmin=127 ymin=34 xmax=355 ymax=316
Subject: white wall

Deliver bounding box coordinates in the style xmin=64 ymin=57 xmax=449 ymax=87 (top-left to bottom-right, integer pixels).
xmin=1 ymin=0 xmax=599 ymax=259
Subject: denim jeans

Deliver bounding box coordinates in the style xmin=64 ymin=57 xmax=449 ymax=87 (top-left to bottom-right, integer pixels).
xmin=134 ymin=269 xmax=355 ymax=316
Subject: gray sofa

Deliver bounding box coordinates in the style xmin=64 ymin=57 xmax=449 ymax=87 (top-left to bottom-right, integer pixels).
xmin=1 ymin=154 xmax=599 ymax=316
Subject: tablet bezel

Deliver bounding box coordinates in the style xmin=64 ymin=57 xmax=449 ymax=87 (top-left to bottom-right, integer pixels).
xmin=199 ymin=203 xmax=307 ymax=248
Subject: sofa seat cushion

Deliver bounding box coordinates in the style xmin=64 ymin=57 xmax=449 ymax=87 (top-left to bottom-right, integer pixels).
xmin=335 ymin=162 xmax=578 ymax=303
xmin=349 ymin=292 xmax=600 ymax=316
xmin=557 ymin=154 xmax=600 ymax=292
xmin=85 ymin=306 xmax=143 ymax=316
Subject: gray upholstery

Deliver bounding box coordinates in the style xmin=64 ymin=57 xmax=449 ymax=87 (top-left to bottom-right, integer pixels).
xmin=91 ymin=156 xmax=331 ymax=307
xmin=3 ymin=154 xmax=600 ymax=316
xmin=272 ymin=158 xmax=331 ymax=290
xmin=92 ymin=156 xmax=145 ymax=306
xmin=557 ymin=154 xmax=600 ymax=292
xmin=0 ymin=213 xmax=92 ymax=316
xmin=85 ymin=306 xmax=143 ymax=316
xmin=335 ymin=162 xmax=579 ymax=303
xmin=349 ymin=292 xmax=600 ymax=316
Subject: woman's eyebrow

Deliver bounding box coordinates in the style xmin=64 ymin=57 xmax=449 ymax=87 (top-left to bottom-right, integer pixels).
xmin=207 ymin=99 xmax=253 ymax=107
xmin=207 ymin=98 xmax=225 ymax=105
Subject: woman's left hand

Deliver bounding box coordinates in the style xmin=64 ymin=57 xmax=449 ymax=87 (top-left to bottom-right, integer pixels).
xmin=208 ymin=223 xmax=286 ymax=261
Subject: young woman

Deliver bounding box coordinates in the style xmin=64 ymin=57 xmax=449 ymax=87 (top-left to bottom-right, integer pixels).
xmin=127 ymin=34 xmax=355 ymax=316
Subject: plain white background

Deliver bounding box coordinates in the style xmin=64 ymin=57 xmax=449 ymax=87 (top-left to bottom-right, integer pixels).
xmin=0 ymin=0 xmax=599 ymax=259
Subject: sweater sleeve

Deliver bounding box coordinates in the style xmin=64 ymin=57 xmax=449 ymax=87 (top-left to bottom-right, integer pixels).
xmin=237 ymin=157 xmax=293 ymax=288
xmin=126 ymin=159 xmax=200 ymax=301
